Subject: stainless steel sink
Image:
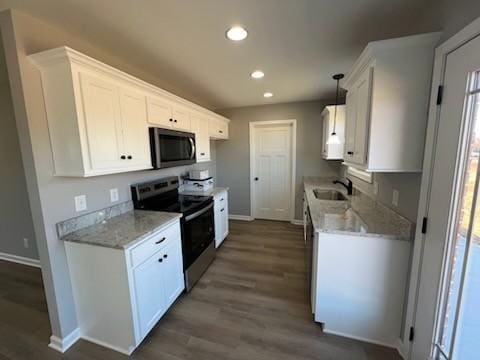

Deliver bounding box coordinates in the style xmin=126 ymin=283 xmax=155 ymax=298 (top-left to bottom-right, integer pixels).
xmin=313 ymin=189 xmax=348 ymax=201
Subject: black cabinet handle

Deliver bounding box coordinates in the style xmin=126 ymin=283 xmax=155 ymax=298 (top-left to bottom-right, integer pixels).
xmin=347 ymin=151 xmax=354 ymax=155
xmin=221 ymin=208 xmax=225 ymax=212
xmin=219 ymin=130 xmax=223 ymax=133
xmin=200 ymin=152 xmax=205 ymax=156
xmin=158 ymin=258 xmax=163 ymax=263
xmin=120 ymin=155 xmax=126 ymax=160
xmin=127 ymin=155 xmax=132 ymax=160
xmin=155 ymin=237 xmax=166 ymax=244
xmin=220 ymin=198 xmax=224 ymax=201
xmin=163 ymin=254 xmax=168 ymax=259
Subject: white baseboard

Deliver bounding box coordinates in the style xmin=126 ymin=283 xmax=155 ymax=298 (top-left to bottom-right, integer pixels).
xmin=229 ymin=214 xmax=254 ymax=221
xmin=291 ymin=219 xmax=304 ymax=226
xmin=396 ymin=338 xmax=408 ymax=360
xmin=49 ymin=328 xmax=81 ymax=353
xmin=0 ymin=252 xmax=41 ymax=268
xmin=323 ymin=328 xmax=396 ymax=349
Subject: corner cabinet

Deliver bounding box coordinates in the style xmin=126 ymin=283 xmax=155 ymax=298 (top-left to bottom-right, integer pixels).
xmin=321 ymin=105 xmax=346 ymax=160
xmin=64 ymin=219 xmax=184 ymax=355
xmin=342 ymin=32 xmax=441 ymax=172
xmin=213 ymin=189 xmax=229 ymax=248
xmin=30 ymin=47 xmax=229 ymax=176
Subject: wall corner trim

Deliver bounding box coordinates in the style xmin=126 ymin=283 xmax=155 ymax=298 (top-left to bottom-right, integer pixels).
xmin=0 ymin=252 xmax=40 ymax=268
xmin=229 ymin=214 xmax=254 ymax=221
xmin=48 ymin=328 xmax=81 ymax=353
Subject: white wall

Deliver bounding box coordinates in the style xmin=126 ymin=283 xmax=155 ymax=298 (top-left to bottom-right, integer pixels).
xmin=0 ymin=36 xmax=37 ymax=260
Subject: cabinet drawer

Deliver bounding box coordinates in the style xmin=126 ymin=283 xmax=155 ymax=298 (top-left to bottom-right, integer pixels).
xmin=130 ymin=221 xmax=181 ymax=268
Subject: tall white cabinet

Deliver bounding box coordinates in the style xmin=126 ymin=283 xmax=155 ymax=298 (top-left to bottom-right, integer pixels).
xmin=30 ymin=47 xmax=229 ymax=177
xmin=343 ymin=32 xmax=441 ymax=172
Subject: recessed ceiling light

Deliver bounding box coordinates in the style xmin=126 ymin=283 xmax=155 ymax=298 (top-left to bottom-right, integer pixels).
xmin=251 ymin=70 xmax=265 ymax=79
xmin=264 ymin=92 xmax=273 ymax=98
xmin=226 ymin=26 xmax=248 ymax=41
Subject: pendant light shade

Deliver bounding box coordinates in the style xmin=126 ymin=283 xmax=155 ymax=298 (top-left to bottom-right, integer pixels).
xmin=327 ymin=73 xmax=344 ymax=145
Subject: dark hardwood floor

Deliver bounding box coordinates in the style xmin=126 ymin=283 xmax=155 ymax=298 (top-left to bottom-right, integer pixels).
xmin=0 ymin=220 xmax=402 ymax=359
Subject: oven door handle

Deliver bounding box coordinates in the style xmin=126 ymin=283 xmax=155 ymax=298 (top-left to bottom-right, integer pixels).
xmin=189 ymin=137 xmax=196 ymax=160
xmin=185 ymin=202 xmax=213 ymax=222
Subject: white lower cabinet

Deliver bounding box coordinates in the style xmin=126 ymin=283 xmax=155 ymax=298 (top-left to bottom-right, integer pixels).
xmin=214 ymin=189 xmax=229 ymax=248
xmin=64 ymin=220 xmax=184 ymax=355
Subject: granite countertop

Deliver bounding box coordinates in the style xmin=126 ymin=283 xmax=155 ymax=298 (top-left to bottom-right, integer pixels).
xmin=304 ymin=177 xmax=413 ymax=240
xmin=180 ymin=187 xmax=229 ymax=197
xmin=60 ymin=210 xmax=182 ymax=249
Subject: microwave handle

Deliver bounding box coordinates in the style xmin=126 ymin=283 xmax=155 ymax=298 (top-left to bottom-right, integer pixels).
xmin=189 ymin=137 xmax=196 ymax=160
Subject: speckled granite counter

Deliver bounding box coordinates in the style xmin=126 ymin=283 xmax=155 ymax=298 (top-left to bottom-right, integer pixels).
xmin=180 ymin=187 xmax=229 ymax=197
xmin=304 ymin=177 xmax=414 ymax=240
xmin=58 ymin=202 xmax=182 ymax=249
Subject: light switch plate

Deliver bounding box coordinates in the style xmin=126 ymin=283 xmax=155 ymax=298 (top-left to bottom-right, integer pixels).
xmin=110 ymin=188 xmax=119 ymax=203
xmin=373 ymin=181 xmax=379 ymax=196
xmin=74 ymin=195 xmax=87 ymax=212
xmin=392 ymin=189 xmax=399 ymax=207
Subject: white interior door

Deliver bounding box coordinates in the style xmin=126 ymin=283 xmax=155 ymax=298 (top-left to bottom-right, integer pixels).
xmin=251 ymin=121 xmax=295 ymax=221
xmin=413 ymin=35 xmax=480 ymax=360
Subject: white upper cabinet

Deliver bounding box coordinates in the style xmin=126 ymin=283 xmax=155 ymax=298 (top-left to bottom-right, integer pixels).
xmin=191 ymin=113 xmax=211 ymax=162
xmin=30 ymin=47 xmax=229 ymax=177
xmin=146 ymin=97 xmax=191 ymax=132
xmin=343 ymin=32 xmax=441 ymax=172
xmin=321 ymin=105 xmax=346 ymax=160
xmin=209 ymin=117 xmax=229 ymax=139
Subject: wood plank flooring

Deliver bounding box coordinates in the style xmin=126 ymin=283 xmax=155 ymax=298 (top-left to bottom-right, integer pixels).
xmin=0 ymin=220 xmax=402 ymax=359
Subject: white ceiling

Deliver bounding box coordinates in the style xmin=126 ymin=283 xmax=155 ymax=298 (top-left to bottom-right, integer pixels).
xmin=0 ymin=0 xmax=439 ymax=109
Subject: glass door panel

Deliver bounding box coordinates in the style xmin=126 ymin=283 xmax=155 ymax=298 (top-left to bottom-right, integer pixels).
xmin=435 ymin=72 xmax=480 ymax=360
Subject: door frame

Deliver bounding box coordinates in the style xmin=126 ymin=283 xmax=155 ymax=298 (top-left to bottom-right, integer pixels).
xmin=402 ymin=16 xmax=480 ymax=360
xmin=249 ymin=120 xmax=297 ymax=222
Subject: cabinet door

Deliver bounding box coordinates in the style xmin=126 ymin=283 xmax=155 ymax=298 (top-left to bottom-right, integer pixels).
xmin=119 ymin=89 xmax=151 ymax=168
xmin=351 ymin=67 xmax=373 ymax=165
xmin=344 ymin=90 xmax=357 ymax=161
xmin=146 ymin=97 xmax=173 ymax=128
xmin=80 ymin=73 xmax=123 ymax=171
xmin=195 ymin=115 xmax=211 ymax=162
xmin=322 ymin=113 xmax=329 ymax=158
xmin=172 ymin=106 xmax=191 ymax=132
xmin=161 ymin=239 xmax=184 ymax=307
xmin=133 ymin=253 xmax=166 ymax=337
xmin=221 ymin=193 xmax=229 ymax=239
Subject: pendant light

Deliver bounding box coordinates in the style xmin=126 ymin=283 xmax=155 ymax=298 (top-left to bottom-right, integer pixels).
xmin=326 ymin=73 xmax=344 ymax=145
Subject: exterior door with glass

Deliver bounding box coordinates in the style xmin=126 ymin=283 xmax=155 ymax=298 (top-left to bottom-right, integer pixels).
xmin=413 ymin=35 xmax=480 ymax=360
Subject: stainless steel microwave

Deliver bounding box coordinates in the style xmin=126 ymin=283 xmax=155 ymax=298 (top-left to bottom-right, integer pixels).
xmin=149 ymin=128 xmax=196 ymax=169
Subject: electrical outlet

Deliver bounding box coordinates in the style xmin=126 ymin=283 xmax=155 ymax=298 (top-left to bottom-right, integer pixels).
xmin=74 ymin=195 xmax=87 ymax=212
xmin=23 ymin=238 xmax=30 ymax=249
xmin=110 ymin=188 xmax=119 ymax=203
xmin=373 ymin=181 xmax=379 ymax=196
xmin=392 ymin=189 xmax=399 ymax=207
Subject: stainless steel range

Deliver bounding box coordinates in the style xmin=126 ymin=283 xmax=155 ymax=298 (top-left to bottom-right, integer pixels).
xmin=131 ymin=176 xmax=215 ymax=291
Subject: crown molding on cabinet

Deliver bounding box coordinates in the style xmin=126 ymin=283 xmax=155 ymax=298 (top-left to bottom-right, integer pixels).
xmin=29 ymin=46 xmax=229 ymax=124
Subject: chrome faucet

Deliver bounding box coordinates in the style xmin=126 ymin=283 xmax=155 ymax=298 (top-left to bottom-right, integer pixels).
xmin=333 ymin=178 xmax=353 ymax=195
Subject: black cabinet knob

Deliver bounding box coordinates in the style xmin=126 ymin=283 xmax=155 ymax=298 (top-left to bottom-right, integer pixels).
xmin=200 ymin=152 xmax=205 ymax=156
xmin=174 ymin=119 xmax=177 ymax=123
xmin=254 ymin=177 xmax=259 ymax=181
xmin=169 ymin=118 xmax=173 ymax=122
xmin=163 ymin=254 xmax=168 ymax=259
xmin=158 ymin=258 xmax=163 ymax=263
xmin=219 ymin=130 xmax=223 ymax=133
xmin=155 ymin=237 xmax=166 ymax=244
xmin=120 ymin=155 xmax=126 ymax=160
xmin=127 ymin=155 xmax=132 ymax=160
